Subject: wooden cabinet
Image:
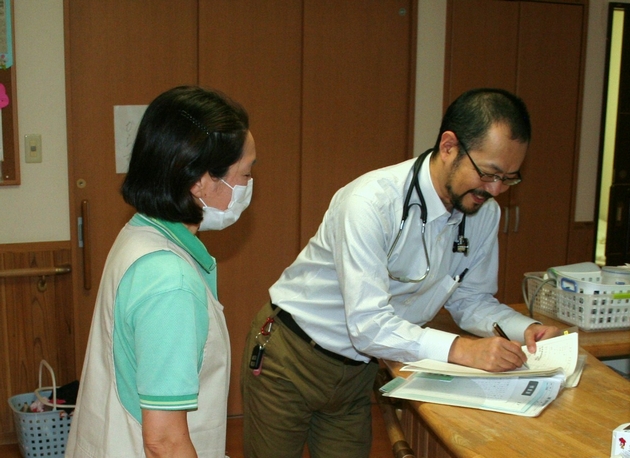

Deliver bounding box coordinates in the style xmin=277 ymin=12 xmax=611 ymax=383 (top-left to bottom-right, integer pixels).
xmin=65 ymin=0 xmax=416 ymax=417
xmin=299 ymin=1 xmax=415 ymax=243
xmin=197 ymin=0 xmax=416 ymax=413
xmin=445 ymin=0 xmax=587 ymax=304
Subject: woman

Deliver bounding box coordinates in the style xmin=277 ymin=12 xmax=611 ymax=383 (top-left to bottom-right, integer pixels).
xmin=66 ymin=86 xmax=255 ymax=457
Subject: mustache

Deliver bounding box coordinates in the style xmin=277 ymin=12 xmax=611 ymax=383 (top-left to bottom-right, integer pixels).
xmin=467 ymin=189 xmax=493 ymax=201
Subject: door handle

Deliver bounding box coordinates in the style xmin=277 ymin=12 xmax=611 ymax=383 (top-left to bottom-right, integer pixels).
xmin=503 ymin=207 xmax=509 ymax=233
xmin=80 ymin=200 xmax=92 ymax=290
xmin=513 ymin=205 xmax=520 ymax=233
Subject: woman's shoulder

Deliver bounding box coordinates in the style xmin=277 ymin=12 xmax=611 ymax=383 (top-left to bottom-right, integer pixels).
xmin=126 ymin=250 xmax=203 ymax=294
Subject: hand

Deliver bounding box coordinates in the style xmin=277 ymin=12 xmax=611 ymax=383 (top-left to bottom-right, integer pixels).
xmin=523 ymin=323 xmax=561 ymax=354
xmin=447 ymin=336 xmax=528 ymax=372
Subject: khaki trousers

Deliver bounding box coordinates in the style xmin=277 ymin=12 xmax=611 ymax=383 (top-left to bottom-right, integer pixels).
xmin=241 ymin=302 xmax=380 ymax=458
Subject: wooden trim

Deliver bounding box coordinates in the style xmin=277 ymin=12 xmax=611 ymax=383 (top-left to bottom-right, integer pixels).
xmin=400 ymin=405 xmax=454 ymax=458
xmin=0 ymin=241 xmax=71 ymax=253
xmin=443 ymin=0 xmax=453 ymax=111
xmin=407 ymin=0 xmax=418 ymax=159
xmin=0 ymin=0 xmax=20 ymax=186
xmin=566 ymin=0 xmax=590 ymax=226
xmin=524 ymin=0 xmax=586 ymax=4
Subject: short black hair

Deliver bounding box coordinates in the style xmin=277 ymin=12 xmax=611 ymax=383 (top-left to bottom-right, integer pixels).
xmin=433 ymin=88 xmax=531 ymax=154
xmin=121 ymin=86 xmax=249 ymax=224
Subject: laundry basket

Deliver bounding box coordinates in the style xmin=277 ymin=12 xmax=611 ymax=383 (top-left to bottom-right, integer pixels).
xmin=7 ymin=360 xmax=74 ymax=457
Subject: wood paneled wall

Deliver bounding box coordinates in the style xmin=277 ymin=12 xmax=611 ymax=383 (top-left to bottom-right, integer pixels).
xmin=0 ymin=242 xmax=75 ymax=444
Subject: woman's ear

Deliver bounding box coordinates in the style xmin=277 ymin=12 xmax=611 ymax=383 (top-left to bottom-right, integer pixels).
xmin=190 ymin=181 xmax=203 ymax=199
xmin=190 ymin=172 xmax=213 ymax=198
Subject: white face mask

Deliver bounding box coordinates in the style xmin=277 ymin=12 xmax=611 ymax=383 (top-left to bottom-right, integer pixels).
xmin=198 ymin=178 xmax=253 ymax=231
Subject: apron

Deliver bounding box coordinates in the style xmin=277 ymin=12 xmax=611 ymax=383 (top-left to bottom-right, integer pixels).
xmin=65 ymin=225 xmax=230 ymax=457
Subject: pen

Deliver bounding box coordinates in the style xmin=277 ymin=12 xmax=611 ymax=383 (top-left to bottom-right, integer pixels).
xmin=492 ymin=322 xmax=530 ymax=369
xmin=492 ymin=321 xmax=509 ymax=339
xmin=453 ymin=268 xmax=469 ymax=283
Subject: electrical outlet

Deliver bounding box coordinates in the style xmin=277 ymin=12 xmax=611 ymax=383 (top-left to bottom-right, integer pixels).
xmin=25 ymin=134 xmax=42 ymax=163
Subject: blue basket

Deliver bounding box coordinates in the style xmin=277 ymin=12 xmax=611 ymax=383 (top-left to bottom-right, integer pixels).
xmin=8 ymin=391 xmax=72 ymax=457
xmin=6 ymin=361 xmax=73 ymax=458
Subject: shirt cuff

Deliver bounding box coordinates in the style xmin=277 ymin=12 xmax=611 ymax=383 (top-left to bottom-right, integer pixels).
xmin=418 ymin=327 xmax=459 ymax=362
xmin=501 ymin=314 xmax=539 ymax=341
xmin=139 ymin=393 xmax=198 ymax=411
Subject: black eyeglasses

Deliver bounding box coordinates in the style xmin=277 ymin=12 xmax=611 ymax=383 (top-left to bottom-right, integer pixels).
xmin=458 ymin=139 xmax=522 ymax=186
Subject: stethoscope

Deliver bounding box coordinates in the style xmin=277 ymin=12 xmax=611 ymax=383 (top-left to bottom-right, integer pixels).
xmin=387 ymin=149 xmax=468 ymax=283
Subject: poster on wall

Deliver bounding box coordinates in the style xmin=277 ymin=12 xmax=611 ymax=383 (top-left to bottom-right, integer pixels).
xmin=114 ymin=105 xmax=147 ymax=174
xmin=0 ymin=83 xmax=8 ymax=163
xmin=0 ymin=0 xmax=13 ymax=69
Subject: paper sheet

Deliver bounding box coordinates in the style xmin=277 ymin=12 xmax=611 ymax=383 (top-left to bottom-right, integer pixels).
xmin=522 ymin=332 xmax=578 ymax=376
xmin=382 ymin=372 xmax=565 ymax=417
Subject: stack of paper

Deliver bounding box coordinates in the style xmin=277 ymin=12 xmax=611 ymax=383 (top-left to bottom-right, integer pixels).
xmin=381 ymin=333 xmax=585 ymax=417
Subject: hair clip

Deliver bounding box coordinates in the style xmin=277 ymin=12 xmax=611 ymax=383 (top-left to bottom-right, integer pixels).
xmin=180 ymin=110 xmax=210 ymax=136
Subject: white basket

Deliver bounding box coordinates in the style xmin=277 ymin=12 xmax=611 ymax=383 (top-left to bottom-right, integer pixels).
xmin=7 ymin=361 xmax=74 ymax=458
xmin=553 ymin=273 xmax=630 ymax=295
xmin=524 ymin=272 xmax=630 ymax=332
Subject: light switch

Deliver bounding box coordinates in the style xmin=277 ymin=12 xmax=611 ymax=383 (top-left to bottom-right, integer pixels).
xmin=25 ymin=134 xmax=42 ymax=163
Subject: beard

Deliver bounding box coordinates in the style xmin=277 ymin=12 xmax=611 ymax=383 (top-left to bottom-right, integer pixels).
xmin=446 ymin=185 xmax=493 ymax=215
xmin=445 ymin=155 xmax=494 ymax=215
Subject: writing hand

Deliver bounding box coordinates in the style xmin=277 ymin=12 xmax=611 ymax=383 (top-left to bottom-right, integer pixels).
xmin=447 ymin=336 xmax=528 ymax=372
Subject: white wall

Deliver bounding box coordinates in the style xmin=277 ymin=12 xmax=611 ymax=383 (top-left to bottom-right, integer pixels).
xmin=0 ymin=0 xmax=615 ymax=243
xmin=0 ymin=0 xmax=69 ymax=243
xmin=413 ymin=0 xmax=447 ymax=156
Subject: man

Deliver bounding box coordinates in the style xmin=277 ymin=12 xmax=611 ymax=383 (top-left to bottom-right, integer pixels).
xmin=241 ymin=88 xmax=559 ymax=458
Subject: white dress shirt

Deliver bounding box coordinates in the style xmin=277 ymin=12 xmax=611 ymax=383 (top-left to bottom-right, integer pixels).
xmin=269 ymin=155 xmax=536 ymax=363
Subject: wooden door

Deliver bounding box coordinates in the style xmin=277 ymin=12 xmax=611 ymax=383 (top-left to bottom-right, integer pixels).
xmin=505 ymin=2 xmax=585 ymax=303
xmin=197 ymin=0 xmax=417 ymax=413
xmin=197 ymin=0 xmax=304 ymax=414
xmin=445 ymin=0 xmax=519 ymax=301
xmin=445 ymin=0 xmax=585 ymax=304
xmin=65 ymin=1 xmax=199 ymax=374
xmin=300 ymin=0 xmax=416 ymax=242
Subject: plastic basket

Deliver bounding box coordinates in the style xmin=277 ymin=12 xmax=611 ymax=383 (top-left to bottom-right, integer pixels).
xmin=7 ymin=361 xmax=74 ymax=457
xmin=524 ymin=272 xmax=630 ymax=332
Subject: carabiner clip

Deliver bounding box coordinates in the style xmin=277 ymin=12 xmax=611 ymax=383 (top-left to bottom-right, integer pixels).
xmin=261 ymin=317 xmax=274 ymax=336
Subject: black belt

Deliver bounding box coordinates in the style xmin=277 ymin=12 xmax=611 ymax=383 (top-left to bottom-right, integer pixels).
xmin=270 ymin=303 xmax=365 ymax=366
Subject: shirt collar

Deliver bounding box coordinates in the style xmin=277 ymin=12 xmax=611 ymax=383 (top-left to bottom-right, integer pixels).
xmin=130 ymin=213 xmax=216 ymax=273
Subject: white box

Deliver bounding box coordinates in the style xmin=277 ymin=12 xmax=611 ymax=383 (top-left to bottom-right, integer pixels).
xmin=611 ymin=422 xmax=630 ymax=458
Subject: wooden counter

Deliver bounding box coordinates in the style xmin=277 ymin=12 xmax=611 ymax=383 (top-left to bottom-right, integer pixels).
xmin=385 ymin=354 xmax=630 ymax=458
xmin=382 ymin=305 xmax=630 ymax=457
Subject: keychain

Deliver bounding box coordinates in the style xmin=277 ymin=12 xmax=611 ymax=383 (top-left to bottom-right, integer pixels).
xmin=249 ymin=316 xmax=274 ymax=376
